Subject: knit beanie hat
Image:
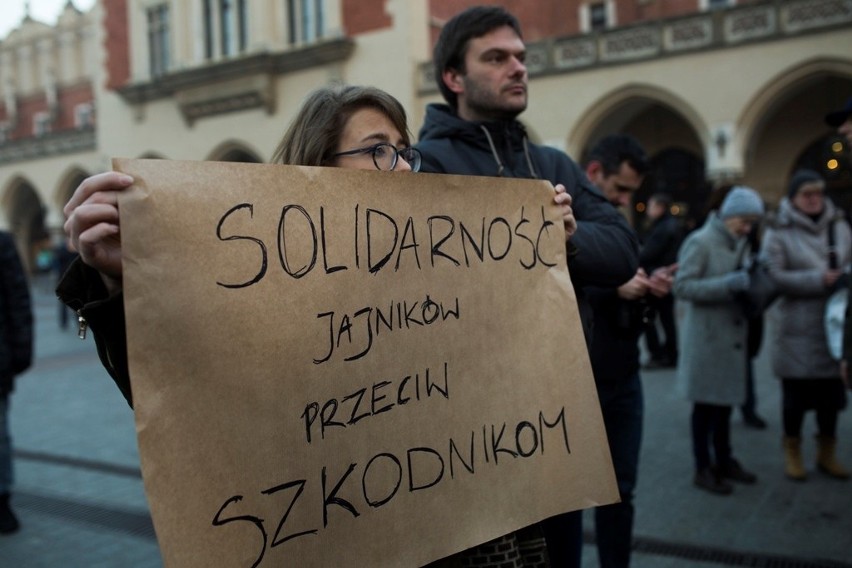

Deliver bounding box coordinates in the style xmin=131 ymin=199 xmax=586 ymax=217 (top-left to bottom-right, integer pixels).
xmin=787 ymin=169 xmax=823 ymax=199
xmin=719 ymin=186 xmax=764 ymax=219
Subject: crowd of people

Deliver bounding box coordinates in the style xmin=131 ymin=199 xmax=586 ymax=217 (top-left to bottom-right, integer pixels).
xmin=0 ymin=4 xmax=850 ymax=568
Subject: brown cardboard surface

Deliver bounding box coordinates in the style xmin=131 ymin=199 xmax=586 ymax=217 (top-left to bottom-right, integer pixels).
xmin=114 ymin=158 xmax=617 ymax=568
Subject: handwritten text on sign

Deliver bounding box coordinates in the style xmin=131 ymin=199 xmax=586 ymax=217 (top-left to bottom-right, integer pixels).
xmin=116 ymin=159 xmax=616 ymax=568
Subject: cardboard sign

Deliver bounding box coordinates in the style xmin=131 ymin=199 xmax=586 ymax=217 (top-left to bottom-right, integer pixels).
xmin=115 ymin=158 xmax=617 ymax=568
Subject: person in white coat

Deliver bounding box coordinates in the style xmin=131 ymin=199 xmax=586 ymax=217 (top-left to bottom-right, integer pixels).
xmin=674 ymin=187 xmax=765 ymax=495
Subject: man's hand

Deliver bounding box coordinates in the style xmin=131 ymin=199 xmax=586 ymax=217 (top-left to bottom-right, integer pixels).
xmin=617 ymin=268 xmax=651 ymax=300
xmin=824 ymin=269 xmax=842 ymax=289
xmin=554 ymin=184 xmax=577 ymax=241
xmin=64 ymin=172 xmax=134 ymax=294
xmin=647 ymin=264 xmax=676 ymax=297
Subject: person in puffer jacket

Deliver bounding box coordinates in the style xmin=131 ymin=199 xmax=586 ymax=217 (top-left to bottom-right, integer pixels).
xmin=762 ymin=169 xmax=851 ymax=482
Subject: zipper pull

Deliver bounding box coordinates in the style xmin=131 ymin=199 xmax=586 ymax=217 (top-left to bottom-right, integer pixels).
xmin=77 ymin=311 xmax=88 ymax=340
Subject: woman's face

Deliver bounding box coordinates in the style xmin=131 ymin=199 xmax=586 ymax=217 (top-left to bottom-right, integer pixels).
xmin=332 ymin=107 xmax=413 ymax=172
xmin=791 ymin=180 xmax=826 ymax=217
xmin=724 ymin=215 xmax=758 ymax=238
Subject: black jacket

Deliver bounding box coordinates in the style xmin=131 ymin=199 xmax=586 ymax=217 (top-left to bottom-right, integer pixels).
xmin=640 ymin=213 xmax=681 ymax=273
xmin=56 ymin=259 xmax=132 ymax=406
xmin=0 ymin=231 xmax=33 ymax=395
xmin=585 ymin=286 xmax=644 ymax=382
xmin=417 ymin=104 xmax=639 ymax=337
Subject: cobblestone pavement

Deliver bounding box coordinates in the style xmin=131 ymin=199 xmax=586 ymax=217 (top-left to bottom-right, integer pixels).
xmin=1 ymin=280 xmax=850 ymax=567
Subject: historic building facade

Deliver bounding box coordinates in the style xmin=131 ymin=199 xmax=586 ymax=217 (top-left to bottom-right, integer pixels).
xmin=1 ymin=0 xmax=850 ymax=268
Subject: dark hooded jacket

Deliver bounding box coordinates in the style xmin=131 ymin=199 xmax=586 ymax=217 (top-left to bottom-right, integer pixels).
xmin=1 ymin=231 xmax=33 ymax=395
xmin=417 ymin=103 xmax=639 ymax=337
xmin=57 ymin=259 xmax=132 ymax=406
xmin=640 ymin=212 xmax=681 ymax=273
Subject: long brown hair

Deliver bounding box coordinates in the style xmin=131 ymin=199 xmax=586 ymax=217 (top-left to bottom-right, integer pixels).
xmin=271 ymin=84 xmax=411 ymax=166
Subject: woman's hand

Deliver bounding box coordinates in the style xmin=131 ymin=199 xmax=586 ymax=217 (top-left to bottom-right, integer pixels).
xmin=64 ymin=172 xmax=134 ymax=294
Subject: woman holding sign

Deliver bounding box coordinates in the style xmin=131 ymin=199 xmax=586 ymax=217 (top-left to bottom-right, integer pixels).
xmin=58 ymin=84 xmax=578 ymax=407
xmin=58 ymin=85 xmax=420 ymax=406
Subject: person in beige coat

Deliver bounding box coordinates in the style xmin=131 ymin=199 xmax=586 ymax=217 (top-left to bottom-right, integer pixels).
xmin=674 ymin=187 xmax=764 ymax=495
xmin=762 ymin=169 xmax=851 ymax=481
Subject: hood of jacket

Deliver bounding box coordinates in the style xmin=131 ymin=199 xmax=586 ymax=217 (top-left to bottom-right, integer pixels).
xmin=773 ymin=196 xmax=842 ymax=235
xmin=707 ymin=212 xmax=742 ymax=251
xmin=417 ymin=103 xmax=542 ymax=178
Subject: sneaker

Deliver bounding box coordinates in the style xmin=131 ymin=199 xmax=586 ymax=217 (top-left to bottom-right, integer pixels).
xmin=717 ymin=459 xmax=758 ymax=484
xmin=0 ymin=494 xmax=20 ymax=534
xmin=693 ymin=468 xmax=733 ymax=495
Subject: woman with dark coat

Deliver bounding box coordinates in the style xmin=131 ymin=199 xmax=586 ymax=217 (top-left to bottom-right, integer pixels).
xmin=0 ymin=231 xmax=33 ymax=533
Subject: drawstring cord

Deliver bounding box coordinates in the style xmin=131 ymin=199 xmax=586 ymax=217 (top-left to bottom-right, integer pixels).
xmin=478 ymin=123 xmax=540 ymax=179
xmin=479 ymin=124 xmax=505 ymax=177
xmin=522 ymin=137 xmax=540 ymax=179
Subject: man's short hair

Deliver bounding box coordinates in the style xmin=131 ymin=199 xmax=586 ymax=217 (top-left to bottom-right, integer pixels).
xmin=433 ymin=6 xmax=523 ymax=109
xmin=586 ymin=134 xmax=649 ymax=177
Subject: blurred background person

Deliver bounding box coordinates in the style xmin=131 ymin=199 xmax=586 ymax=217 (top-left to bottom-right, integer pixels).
xmin=582 ymin=133 xmax=652 ymax=568
xmin=829 ymin=97 xmax=852 ymax=387
xmin=703 ymin=185 xmax=769 ymax=429
xmin=674 ymin=187 xmax=764 ymax=495
xmin=761 ymin=169 xmax=851 ymax=481
xmin=640 ymin=193 xmax=681 ymax=369
xmin=0 ymin=230 xmax=33 ymax=534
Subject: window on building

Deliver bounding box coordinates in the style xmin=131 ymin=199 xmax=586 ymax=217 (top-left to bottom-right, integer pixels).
xmin=287 ymin=0 xmax=324 ymax=45
xmin=74 ymin=103 xmax=94 ymax=129
xmin=147 ymin=4 xmax=171 ymax=77
xmin=34 ymin=111 xmax=52 ymax=137
xmin=589 ymin=2 xmax=608 ymax=31
xmin=203 ymin=0 xmax=249 ymax=59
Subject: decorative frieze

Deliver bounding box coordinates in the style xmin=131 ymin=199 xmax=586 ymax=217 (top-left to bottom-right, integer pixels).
xmin=664 ymin=17 xmax=713 ymax=51
xmin=600 ymin=26 xmax=660 ymax=62
xmin=525 ymin=44 xmax=549 ymax=75
xmin=553 ymin=38 xmax=596 ymax=70
xmin=724 ymin=5 xmax=777 ymax=43
xmin=0 ymin=126 xmax=94 ymax=165
xmin=782 ymin=0 xmax=852 ymax=33
xmin=175 ymin=74 xmax=273 ymax=126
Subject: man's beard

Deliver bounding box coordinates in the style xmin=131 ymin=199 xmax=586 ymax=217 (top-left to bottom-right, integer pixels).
xmin=462 ymin=77 xmax=527 ymax=121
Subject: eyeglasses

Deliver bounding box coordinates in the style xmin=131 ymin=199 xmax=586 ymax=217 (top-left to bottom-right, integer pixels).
xmin=797 ymin=189 xmax=824 ymax=199
xmin=332 ymin=143 xmax=421 ymax=172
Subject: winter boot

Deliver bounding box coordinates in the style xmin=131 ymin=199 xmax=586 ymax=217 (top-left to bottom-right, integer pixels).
xmin=783 ymin=437 xmax=807 ymax=481
xmin=816 ymin=436 xmax=850 ymax=480
xmin=0 ymin=493 xmax=20 ymax=534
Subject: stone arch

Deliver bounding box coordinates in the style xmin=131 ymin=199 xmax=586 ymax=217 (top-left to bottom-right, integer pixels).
xmin=568 ymin=83 xmax=708 ymax=158
xmin=738 ymin=57 xmax=852 ymax=201
xmin=206 ymin=140 xmax=264 ymax=163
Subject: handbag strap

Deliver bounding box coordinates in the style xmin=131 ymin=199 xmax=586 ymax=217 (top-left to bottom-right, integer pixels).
xmin=828 ymin=218 xmax=838 ymax=270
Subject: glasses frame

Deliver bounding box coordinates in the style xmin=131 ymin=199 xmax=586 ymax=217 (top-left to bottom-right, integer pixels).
xmin=332 ymin=142 xmax=421 ymax=172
